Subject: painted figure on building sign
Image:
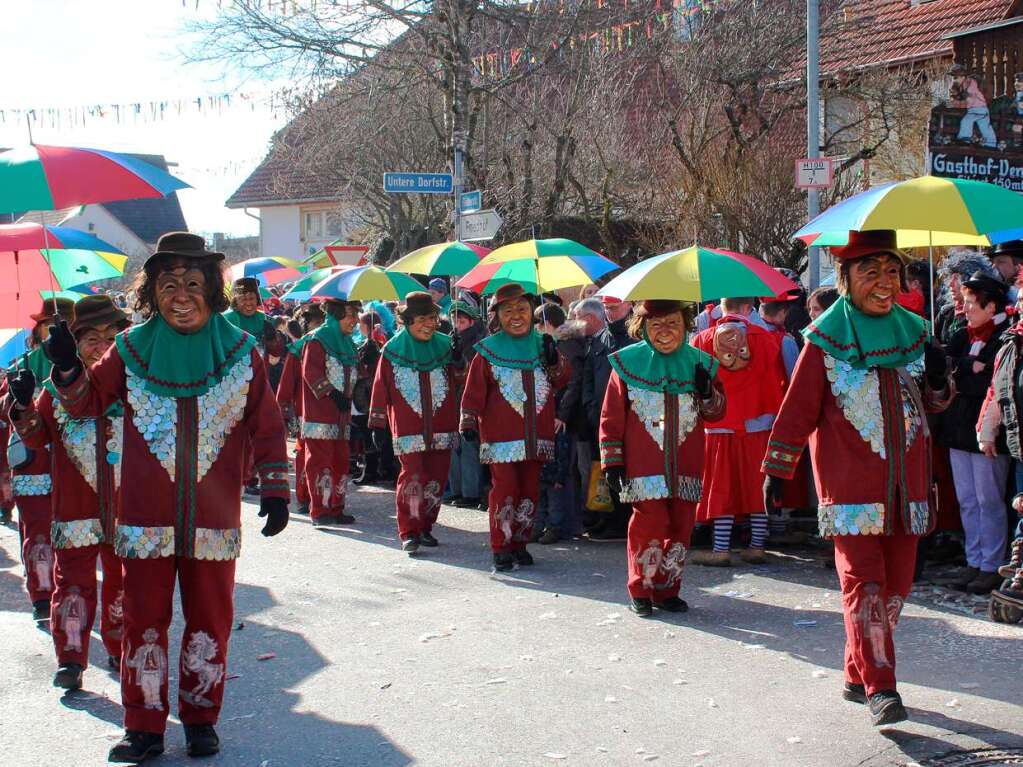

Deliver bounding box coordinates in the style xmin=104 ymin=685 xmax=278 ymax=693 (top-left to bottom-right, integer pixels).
xmin=949 ymin=64 xmax=997 ymax=149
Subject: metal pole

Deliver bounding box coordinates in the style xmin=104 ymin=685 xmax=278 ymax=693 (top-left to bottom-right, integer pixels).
xmin=806 ymin=0 xmax=821 ymax=290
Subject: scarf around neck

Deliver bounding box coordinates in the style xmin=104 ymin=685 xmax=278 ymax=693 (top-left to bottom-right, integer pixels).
xmin=116 ymin=313 xmax=256 ymax=398
xmin=306 ymin=314 xmax=358 ymax=364
xmin=609 ymin=334 xmax=718 ymax=394
xmin=382 ymin=328 xmax=452 ymax=372
xmin=222 ymin=308 xmax=267 ymax=338
xmin=803 ymin=296 xmax=927 ymax=370
xmin=474 ymin=329 xmax=544 ymax=371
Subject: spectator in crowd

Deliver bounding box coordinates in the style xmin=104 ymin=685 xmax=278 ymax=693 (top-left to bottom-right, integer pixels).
xmin=987 ymin=241 xmax=1023 ymax=303
xmin=604 ymin=297 xmax=634 ymax=350
xmin=935 ymin=251 xmax=996 ymax=346
xmin=807 ymin=287 xmax=839 ymax=321
xmin=759 ymin=295 xmax=800 ymax=377
xmin=694 ymin=296 xmax=771 ymax=333
xmin=941 ymin=274 xmax=1011 ymax=596
xmin=429 ymin=278 xmax=452 ymax=315
xmin=904 ymin=259 xmax=933 ymax=320
xmin=578 ymin=284 xmax=598 ymax=301
xmin=446 ymin=300 xmax=486 ymax=508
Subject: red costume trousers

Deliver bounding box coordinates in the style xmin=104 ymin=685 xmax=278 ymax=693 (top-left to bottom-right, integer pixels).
xmin=304 ymin=438 xmax=350 ymax=519
xmin=120 ymin=556 xmax=236 ymax=734
xmin=50 ymin=543 xmax=124 ymax=667
xmin=294 ymin=438 xmax=309 ymax=505
xmin=18 ymin=495 xmax=54 ymax=603
xmin=832 ymin=520 xmax=918 ymax=696
xmin=627 ymin=499 xmax=696 ymax=599
xmin=488 ymin=461 xmax=542 ymax=553
xmin=396 ymin=450 xmax=451 ymax=538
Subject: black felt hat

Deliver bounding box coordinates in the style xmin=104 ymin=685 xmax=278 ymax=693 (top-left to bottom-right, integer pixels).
xmin=144 ymin=232 xmax=224 ymax=269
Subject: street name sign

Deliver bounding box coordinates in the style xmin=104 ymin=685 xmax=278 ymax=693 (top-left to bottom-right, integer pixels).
xmin=460 ymin=190 xmax=482 ymax=213
xmin=795 ymin=158 xmax=833 ymax=190
xmin=383 ymin=172 xmax=453 ymax=194
xmin=459 ymin=208 xmax=503 ymax=241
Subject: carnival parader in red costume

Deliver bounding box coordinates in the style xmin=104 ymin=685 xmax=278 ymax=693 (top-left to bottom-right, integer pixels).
xmin=8 ymin=295 xmax=131 ymax=691
xmin=598 ymin=300 xmax=725 ymax=616
xmin=762 ymin=230 xmax=951 ymax=727
xmin=460 ymin=284 xmax=571 ymax=571
xmin=369 ymin=291 xmax=463 ymax=553
xmin=44 ymin=232 xmax=290 ymax=763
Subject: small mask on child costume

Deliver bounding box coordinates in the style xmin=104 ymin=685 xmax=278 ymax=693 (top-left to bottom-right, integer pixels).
xmin=712 ymin=322 xmax=751 ymax=371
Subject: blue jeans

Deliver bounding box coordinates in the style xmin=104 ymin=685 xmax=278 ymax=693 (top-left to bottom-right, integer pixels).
xmin=536 ymin=481 xmax=574 ymax=533
xmin=959 ymin=107 xmax=997 ymax=148
xmin=447 ymin=435 xmax=482 ymax=500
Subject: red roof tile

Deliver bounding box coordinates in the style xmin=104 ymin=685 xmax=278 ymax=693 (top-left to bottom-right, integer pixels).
xmin=821 ymin=0 xmax=1018 ymax=74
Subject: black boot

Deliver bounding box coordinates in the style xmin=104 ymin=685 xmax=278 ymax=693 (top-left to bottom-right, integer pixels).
xmin=653 ymin=596 xmax=688 ymax=613
xmin=842 ymin=682 xmax=867 ymax=704
xmin=108 ymin=730 xmax=165 ymax=763
xmin=513 ymin=549 xmax=534 ymax=566
xmin=32 ymin=598 xmax=50 ymax=622
xmin=53 ymin=662 xmax=84 ymax=690
xmin=629 ymin=597 xmax=653 ymax=617
xmin=949 ymin=566 xmax=980 ymax=591
xmin=184 ymin=724 xmax=220 ymax=757
xmin=868 ymin=690 xmax=907 ymax=726
xmin=493 ymin=552 xmax=515 ymax=572
xmin=419 ymin=531 xmax=438 ymax=547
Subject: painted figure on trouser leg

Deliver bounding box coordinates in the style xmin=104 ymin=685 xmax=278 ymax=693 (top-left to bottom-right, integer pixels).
xmin=598 ymin=299 xmax=725 ymax=617
xmin=763 ymin=230 xmax=952 ymax=727
xmin=45 ymin=233 xmax=290 ymax=763
xmin=369 ymin=292 xmax=463 ymax=554
xmin=460 ymin=284 xmax=570 ymax=571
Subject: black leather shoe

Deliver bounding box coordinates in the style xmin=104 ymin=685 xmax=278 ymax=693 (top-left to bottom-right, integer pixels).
xmin=630 ymin=597 xmax=653 ymax=617
xmin=587 ymin=527 xmax=627 ymax=542
xmin=868 ymin=690 xmax=908 ymax=726
xmin=108 ymin=730 xmax=165 ymax=763
xmin=949 ymin=566 xmax=980 ymax=591
xmin=513 ymin=549 xmax=534 ymax=566
xmin=966 ymin=571 xmax=1004 ymax=595
xmin=653 ymin=596 xmax=688 ymax=613
xmin=419 ymin=531 xmax=438 ymax=547
xmin=401 ymin=535 xmax=420 ymax=554
xmin=184 ymin=724 xmax=220 ymax=757
xmin=493 ymin=552 xmax=515 ymax=572
xmin=842 ymin=682 xmax=867 ymax=704
xmin=32 ymin=598 xmax=50 ymax=622
xmin=312 ymin=515 xmax=338 ymax=528
xmin=336 ymin=512 xmax=356 ymax=524
xmin=53 ymin=662 xmax=84 ymax=690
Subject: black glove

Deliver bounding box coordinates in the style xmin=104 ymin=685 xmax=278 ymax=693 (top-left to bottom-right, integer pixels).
xmin=258 ymin=496 xmax=289 ymax=537
xmin=450 ymin=332 xmax=463 ymax=362
xmin=328 ymin=390 xmax=351 ymax=411
xmin=371 ymin=427 xmax=389 ymax=451
xmin=42 ymin=320 xmax=81 ymax=375
xmin=763 ymin=475 xmax=784 ymax=513
xmin=604 ymin=466 xmax=626 ymax=495
xmin=924 ymin=341 xmax=948 ymax=390
xmin=9 ymin=369 xmax=36 ymax=408
xmin=542 ymin=333 xmax=559 ymax=367
xmin=694 ymin=363 xmax=713 ymax=399
xmin=460 ymin=427 xmax=479 ymax=443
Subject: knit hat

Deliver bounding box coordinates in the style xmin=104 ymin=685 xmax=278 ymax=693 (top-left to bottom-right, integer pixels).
xmin=428 ymin=277 xmax=447 ymax=294
xmin=449 ymin=300 xmax=480 ymax=321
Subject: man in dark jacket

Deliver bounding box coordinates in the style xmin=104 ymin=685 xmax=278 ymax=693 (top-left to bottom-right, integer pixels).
xmin=604 ymin=297 xmax=634 ymax=351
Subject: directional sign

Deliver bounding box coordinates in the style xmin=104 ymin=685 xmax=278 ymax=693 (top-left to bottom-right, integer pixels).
xmin=460 ymin=190 xmax=482 ymax=213
xmin=795 ymin=158 xmax=833 ymax=190
xmin=459 ymin=209 xmax=503 ymax=241
xmin=383 ymin=172 xmax=453 ymax=195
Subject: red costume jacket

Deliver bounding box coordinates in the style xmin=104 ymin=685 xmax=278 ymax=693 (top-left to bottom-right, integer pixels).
xmin=299 ymin=339 xmax=354 ymax=441
xmin=763 ymin=343 xmax=944 ymax=538
xmin=275 ymin=349 xmax=303 ymax=418
xmin=460 ymin=353 xmax=570 ymax=463
xmin=55 ymin=347 xmax=288 ymax=560
xmin=599 ymin=371 xmax=725 ymax=502
xmin=11 ymin=389 xmax=121 ymax=548
xmin=368 ymin=357 xmax=461 ymax=455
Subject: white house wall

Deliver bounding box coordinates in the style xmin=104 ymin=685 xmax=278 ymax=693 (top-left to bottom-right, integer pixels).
xmin=60 ymin=206 xmax=151 ymax=261
xmin=260 ymin=205 xmax=303 ymax=260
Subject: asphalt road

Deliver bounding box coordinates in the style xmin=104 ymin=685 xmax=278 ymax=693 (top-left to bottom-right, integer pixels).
xmin=1 ymin=483 xmax=1021 ymax=767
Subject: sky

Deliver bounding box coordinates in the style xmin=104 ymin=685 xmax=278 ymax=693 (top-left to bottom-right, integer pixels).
xmin=0 ymin=0 xmax=292 ymax=236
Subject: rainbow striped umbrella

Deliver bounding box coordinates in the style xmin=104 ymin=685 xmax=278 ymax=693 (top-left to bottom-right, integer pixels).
xmin=387 ymin=241 xmax=490 ymax=276
xmin=0 ymin=223 xmax=128 ymax=288
xmin=0 ymin=144 xmax=189 ymax=214
xmin=230 ymin=256 xmax=306 ymax=287
xmin=455 ymin=238 xmax=617 ymax=294
xmin=596 ymin=246 xmax=797 ymax=303
xmin=308 ymin=265 xmax=423 ymax=302
xmin=280 ymin=266 xmax=352 ymax=302
xmin=793 ymin=176 xmax=1023 ymax=248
